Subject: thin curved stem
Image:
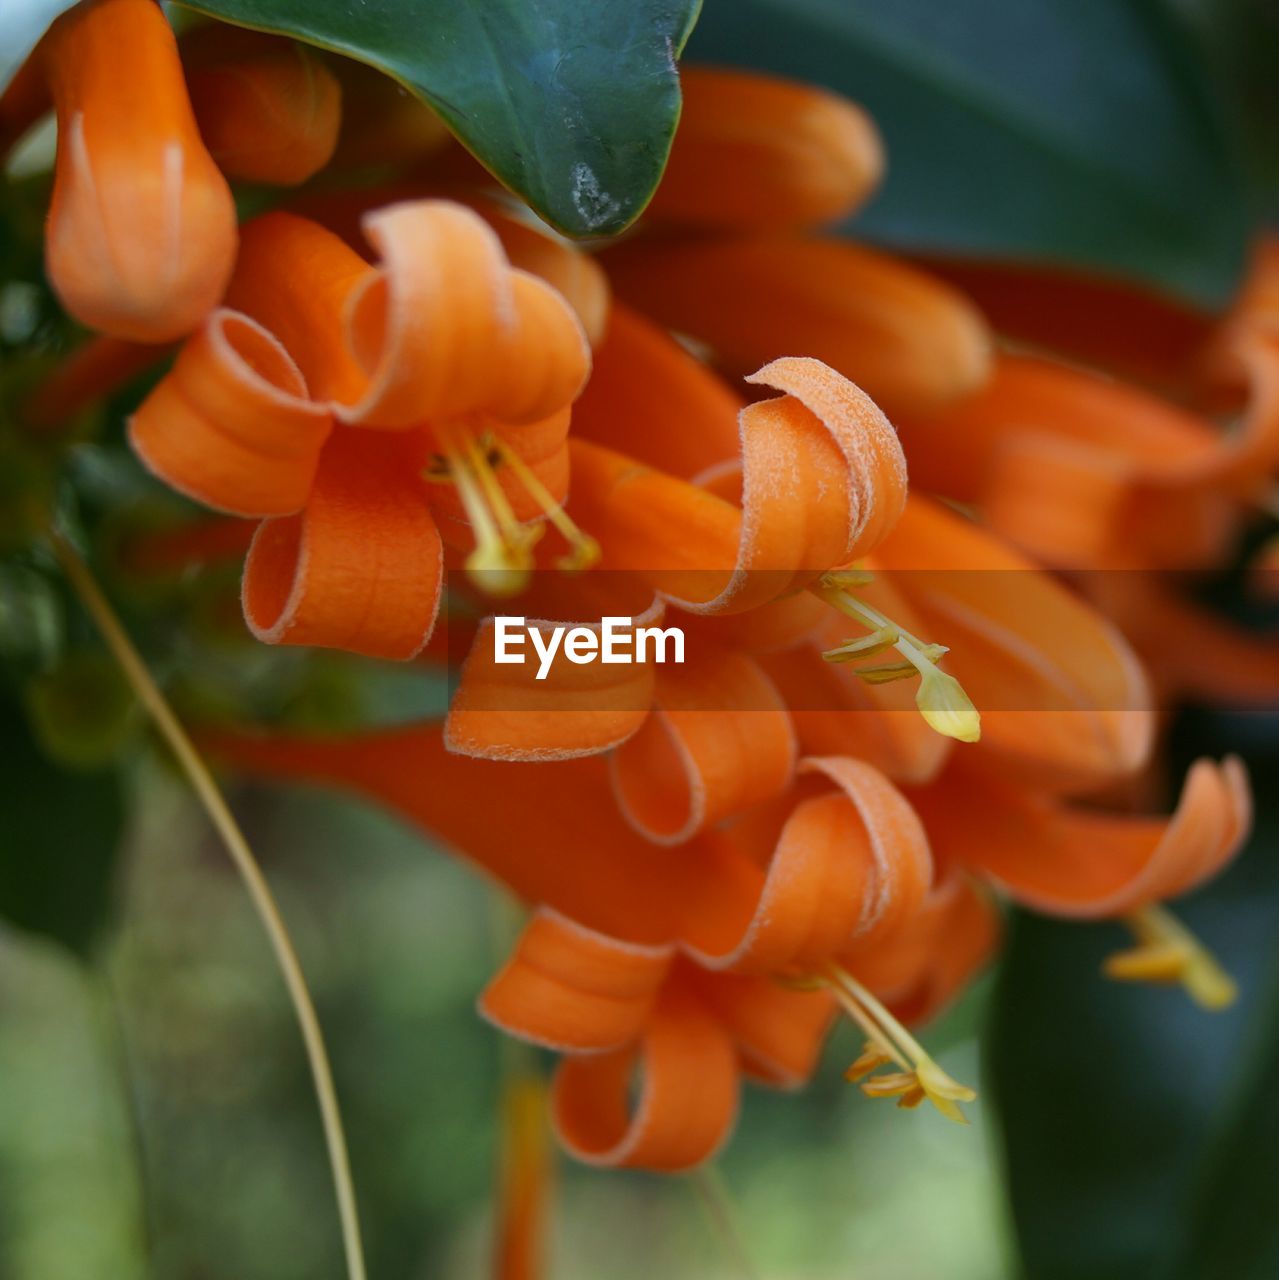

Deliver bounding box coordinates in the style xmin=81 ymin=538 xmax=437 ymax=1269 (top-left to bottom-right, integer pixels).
xmin=690 ymin=1166 xmax=761 ymax=1280
xmin=51 ymin=529 xmax=368 ymax=1280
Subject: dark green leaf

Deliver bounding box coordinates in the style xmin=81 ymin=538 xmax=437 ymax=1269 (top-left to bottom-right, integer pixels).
xmin=987 ymin=731 xmax=1279 ymax=1279
xmin=689 ymin=0 xmax=1250 ymax=306
xmin=180 ymin=0 xmax=700 ymax=237
xmin=0 ymin=696 xmax=124 ymax=958
xmin=1174 ymin=0 xmax=1279 ymax=217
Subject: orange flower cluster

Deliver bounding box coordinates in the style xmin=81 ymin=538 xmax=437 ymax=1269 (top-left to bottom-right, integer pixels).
xmin=17 ymin=2 xmax=1270 ymax=1175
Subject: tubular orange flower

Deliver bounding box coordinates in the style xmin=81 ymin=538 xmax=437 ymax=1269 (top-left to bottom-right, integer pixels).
xmin=494 ymin=1073 xmax=553 ymax=1280
xmin=129 ymin=199 xmax=591 ymax=659
xmin=897 ymin=341 xmax=1279 ymax=572
xmin=181 ymin=25 xmax=342 ymax=186
xmin=441 ymin=352 xmax=923 ymax=778
xmin=481 ymin=918 xmax=831 ymax=1171
xmin=603 ymin=235 xmax=993 ymax=418
xmin=914 ymin=255 xmax=1214 ymax=394
xmin=208 ymin=723 xmax=933 ymax=978
xmin=645 ymin=66 xmax=885 ymax=230
xmin=209 ymin=722 xmax=981 ymax=1164
xmin=40 ymin=0 xmax=237 ymax=341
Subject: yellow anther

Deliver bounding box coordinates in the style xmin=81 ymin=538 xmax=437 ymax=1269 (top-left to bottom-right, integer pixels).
xmin=492 ymin=438 xmax=601 ymax=573
xmin=820 ymin=567 xmax=876 ymax=591
xmin=844 ymin=1040 xmax=893 ymax=1083
xmin=819 ymin=964 xmax=977 ymax=1125
xmin=1104 ymin=904 xmax=1238 ymax=1011
xmin=814 ymin=582 xmax=981 ymax=744
xmin=822 ymin=624 xmax=899 ymax=663
xmin=431 ymin=423 xmax=535 ymax=598
xmin=860 ymin=1071 xmax=919 ymax=1099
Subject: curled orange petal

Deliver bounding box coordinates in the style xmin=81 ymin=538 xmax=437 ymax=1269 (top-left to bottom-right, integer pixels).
xmin=688 ymin=756 xmax=932 ymax=973
xmin=610 ymin=649 xmax=797 ymax=844
xmin=41 ymin=0 xmax=236 ymax=340
xmin=568 ymin=357 xmax=906 ymax=614
xmin=647 ymin=66 xmax=883 ymax=230
xmin=604 ymin=236 xmax=992 ymax=416
xmin=338 ymin=201 xmax=588 ymax=428
xmin=477 ymin=200 xmax=611 ymax=349
xmin=226 ymin=212 xmax=371 ymax=404
xmin=481 ymin=911 xmax=672 ymax=1052
xmin=551 ymin=982 xmax=739 ymax=1171
xmin=445 ymin=592 xmax=661 ymax=761
xmin=129 ymin=308 xmax=330 ymax=516
xmin=915 ymin=755 xmax=1252 ymax=918
xmin=685 ymin=967 xmax=836 ymax=1088
xmin=241 ymin=429 xmax=442 ymax=658
xmin=183 ymin=26 xmax=341 ymax=186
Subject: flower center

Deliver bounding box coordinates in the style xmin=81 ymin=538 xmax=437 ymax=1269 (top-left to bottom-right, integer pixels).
xmin=1103 ymin=903 xmax=1237 ymax=1010
xmin=425 ymin=424 xmax=599 ymax=596
xmin=814 ymin=570 xmax=981 ymax=744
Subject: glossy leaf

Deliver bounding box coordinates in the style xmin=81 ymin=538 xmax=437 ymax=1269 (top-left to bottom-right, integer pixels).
xmin=689 ymin=0 xmax=1250 ymax=306
xmin=0 ymin=697 xmax=124 ymax=958
xmin=180 ymin=0 xmax=699 ymax=237
xmin=987 ymin=726 xmax=1279 ymax=1279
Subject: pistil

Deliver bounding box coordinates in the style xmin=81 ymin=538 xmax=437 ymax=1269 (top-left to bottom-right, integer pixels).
xmin=815 ymin=571 xmax=981 ymax=743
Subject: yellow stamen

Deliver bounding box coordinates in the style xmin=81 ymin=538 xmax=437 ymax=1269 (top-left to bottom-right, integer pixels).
xmin=820 ymin=963 xmax=977 ymax=1125
xmin=822 ymin=624 xmax=900 ymax=663
xmin=859 ymin=1071 xmax=919 ymax=1098
xmin=431 ymin=423 xmax=535 ymax=597
xmin=814 ymin=573 xmax=981 ymax=743
xmin=844 ymin=1040 xmax=892 ymax=1083
xmin=1104 ymin=904 xmax=1237 ymax=1011
xmin=492 ymin=438 xmax=600 ymax=573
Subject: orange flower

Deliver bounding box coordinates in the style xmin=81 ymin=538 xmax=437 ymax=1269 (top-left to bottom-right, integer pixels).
xmin=181 ymin=24 xmax=342 ymax=186
xmin=210 ymin=720 xmax=1002 ymax=1142
xmin=494 ymin=1073 xmax=553 ymax=1280
xmin=481 ymin=914 xmax=832 ymax=1170
xmin=39 ymin=0 xmax=237 ymax=341
xmin=445 ymin=349 xmax=919 ymax=775
xmin=896 ymin=342 xmax=1279 ymax=572
xmin=599 ymin=67 xmax=990 ymax=420
xmin=645 ymin=67 xmax=884 ymax=230
xmin=129 ymin=200 xmax=590 ymax=659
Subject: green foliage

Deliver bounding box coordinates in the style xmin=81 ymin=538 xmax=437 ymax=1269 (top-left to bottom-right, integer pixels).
xmin=689 ymin=0 xmax=1251 ymax=306
xmin=178 ymin=0 xmax=699 ymax=237
xmin=1176 ymin=0 xmax=1279 ymax=216
xmin=24 ymin=650 xmax=138 ymax=769
xmin=988 ymin=728 xmax=1279 ymax=1279
xmin=0 ymin=697 xmax=124 ymax=958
